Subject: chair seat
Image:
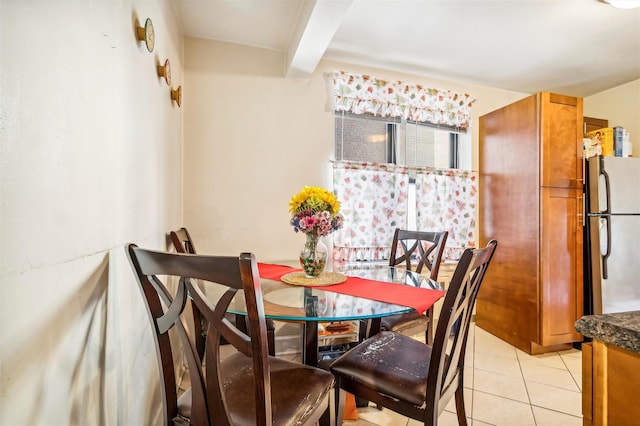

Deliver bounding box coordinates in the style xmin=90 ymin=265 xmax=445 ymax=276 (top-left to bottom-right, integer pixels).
xmin=223 ymin=352 xmax=335 ymax=426
xmin=330 ymin=331 xmax=432 ymax=406
xmin=380 ymin=311 xmax=429 ymax=336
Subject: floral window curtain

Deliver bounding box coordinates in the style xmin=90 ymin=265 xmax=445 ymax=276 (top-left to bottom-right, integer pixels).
xmin=326 ymin=70 xmax=476 ymax=128
xmin=332 ymin=161 xmax=409 ymax=261
xmin=415 ymin=168 xmax=477 ymax=260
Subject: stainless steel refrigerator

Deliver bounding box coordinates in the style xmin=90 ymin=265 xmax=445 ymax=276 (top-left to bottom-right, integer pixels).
xmin=585 ymin=156 xmax=640 ymax=315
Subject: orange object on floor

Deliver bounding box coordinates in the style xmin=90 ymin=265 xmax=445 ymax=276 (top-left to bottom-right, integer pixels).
xmin=343 ymin=392 xmax=358 ymax=420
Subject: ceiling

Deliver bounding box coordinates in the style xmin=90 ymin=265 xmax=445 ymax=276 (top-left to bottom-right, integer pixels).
xmin=173 ymin=0 xmax=640 ymax=97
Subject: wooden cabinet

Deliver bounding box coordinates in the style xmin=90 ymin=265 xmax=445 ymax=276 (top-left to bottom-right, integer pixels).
xmin=477 ymin=92 xmax=584 ymax=354
xmin=582 ymin=341 xmax=640 ymax=425
xmin=540 ymin=187 xmax=583 ymax=347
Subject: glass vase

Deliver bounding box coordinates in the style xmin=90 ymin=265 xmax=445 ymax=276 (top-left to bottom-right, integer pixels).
xmin=299 ymin=233 xmax=327 ymax=278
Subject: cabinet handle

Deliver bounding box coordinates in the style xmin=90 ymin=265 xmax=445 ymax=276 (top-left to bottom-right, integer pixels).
xmin=578 ymin=195 xmax=585 ymax=227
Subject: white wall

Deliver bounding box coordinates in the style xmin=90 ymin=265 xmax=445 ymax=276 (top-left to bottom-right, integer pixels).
xmin=584 ymin=79 xmax=640 ymax=156
xmin=182 ymin=37 xmax=528 ymax=260
xmin=0 ymin=1 xmax=184 ymax=424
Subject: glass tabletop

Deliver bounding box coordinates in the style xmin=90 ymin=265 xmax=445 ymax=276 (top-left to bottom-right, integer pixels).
xmin=196 ymin=264 xmax=442 ymax=322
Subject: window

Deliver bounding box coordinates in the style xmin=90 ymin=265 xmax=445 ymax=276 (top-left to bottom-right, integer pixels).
xmin=334 ymin=112 xmax=470 ymax=175
xmin=329 ymin=72 xmax=477 ymax=261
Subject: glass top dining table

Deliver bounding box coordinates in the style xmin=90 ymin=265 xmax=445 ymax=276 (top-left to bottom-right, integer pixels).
xmin=195 ymin=262 xmax=443 ymax=367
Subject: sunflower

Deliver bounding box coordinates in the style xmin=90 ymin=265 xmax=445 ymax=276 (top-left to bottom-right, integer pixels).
xmin=289 ymin=186 xmax=343 ymax=236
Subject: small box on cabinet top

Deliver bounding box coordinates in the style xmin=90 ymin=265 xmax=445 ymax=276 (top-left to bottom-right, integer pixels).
xmin=586 ymin=127 xmax=614 ymax=157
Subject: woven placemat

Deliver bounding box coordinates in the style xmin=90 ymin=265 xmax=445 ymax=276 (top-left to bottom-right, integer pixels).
xmin=281 ymin=271 xmax=347 ymax=287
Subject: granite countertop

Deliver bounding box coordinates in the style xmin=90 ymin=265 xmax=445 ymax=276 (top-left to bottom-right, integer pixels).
xmin=575 ymin=310 xmax=640 ymax=354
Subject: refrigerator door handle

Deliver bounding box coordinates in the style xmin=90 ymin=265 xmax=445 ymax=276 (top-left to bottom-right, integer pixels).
xmin=599 ymin=160 xmax=612 ymax=279
xmin=601 ymin=163 xmax=611 ymax=215
xmin=602 ymin=215 xmax=611 ymax=279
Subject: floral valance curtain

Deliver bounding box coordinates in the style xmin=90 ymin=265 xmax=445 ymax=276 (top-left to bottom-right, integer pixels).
xmin=326 ymin=70 xmax=476 ymax=128
xmin=332 ymin=161 xmax=409 ymax=261
xmin=415 ymin=168 xmax=477 ymax=260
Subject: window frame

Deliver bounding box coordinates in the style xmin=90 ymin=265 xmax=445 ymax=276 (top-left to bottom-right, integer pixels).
xmin=334 ymin=111 xmax=468 ymax=173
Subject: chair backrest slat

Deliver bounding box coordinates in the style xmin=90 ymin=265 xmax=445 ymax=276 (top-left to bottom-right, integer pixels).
xmin=125 ymin=244 xmax=274 ymax=425
xmin=389 ymin=229 xmax=448 ymax=279
xmin=126 ymin=244 xmax=189 ymax=424
xmin=425 ymin=239 xmax=497 ymax=419
xmin=170 ymin=227 xmax=197 ymax=254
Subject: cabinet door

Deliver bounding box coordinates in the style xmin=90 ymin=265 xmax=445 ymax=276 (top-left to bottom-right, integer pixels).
xmin=591 ymin=341 xmax=640 ymax=425
xmin=584 ymin=116 xmax=608 ymax=135
xmin=540 ymin=93 xmax=584 ymax=189
xmin=540 ymin=187 xmax=584 ymax=346
xmin=582 ymin=343 xmax=593 ymax=426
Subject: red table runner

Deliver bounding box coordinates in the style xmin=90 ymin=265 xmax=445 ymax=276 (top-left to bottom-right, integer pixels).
xmin=257 ymin=263 xmax=444 ymax=314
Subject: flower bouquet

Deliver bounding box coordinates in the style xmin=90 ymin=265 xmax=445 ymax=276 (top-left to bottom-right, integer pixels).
xmin=289 ymin=186 xmax=344 ymax=277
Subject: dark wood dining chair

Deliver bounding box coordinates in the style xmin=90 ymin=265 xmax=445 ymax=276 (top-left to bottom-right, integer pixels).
xmin=170 ymin=227 xmax=276 ymax=357
xmin=330 ymin=240 xmax=497 ymax=426
xmin=381 ymin=229 xmax=448 ymax=344
xmin=126 ymin=244 xmax=336 ymax=425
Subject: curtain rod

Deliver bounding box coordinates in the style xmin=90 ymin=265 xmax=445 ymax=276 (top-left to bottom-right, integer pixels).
xmin=329 ymin=160 xmax=478 ymax=174
xmin=335 ymin=111 xmax=468 ymax=133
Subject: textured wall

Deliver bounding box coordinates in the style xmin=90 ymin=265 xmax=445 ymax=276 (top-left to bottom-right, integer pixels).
xmin=0 ymin=1 xmax=184 ymax=424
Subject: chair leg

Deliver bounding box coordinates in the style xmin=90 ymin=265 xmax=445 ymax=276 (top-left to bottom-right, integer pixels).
xmin=425 ymin=307 xmax=434 ymax=345
xmin=319 ymin=385 xmax=337 ymax=426
xmin=267 ymin=328 xmax=276 ymax=356
xmin=454 ymin=385 xmax=467 ymax=425
xmin=334 ymin=378 xmax=345 ymax=426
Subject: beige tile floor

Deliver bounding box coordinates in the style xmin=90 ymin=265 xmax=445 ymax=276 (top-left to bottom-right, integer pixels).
xmin=320 ymin=323 xmax=584 ymax=426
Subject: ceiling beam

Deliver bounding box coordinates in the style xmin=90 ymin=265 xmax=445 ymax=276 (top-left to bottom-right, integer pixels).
xmin=285 ymin=0 xmax=353 ymax=78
